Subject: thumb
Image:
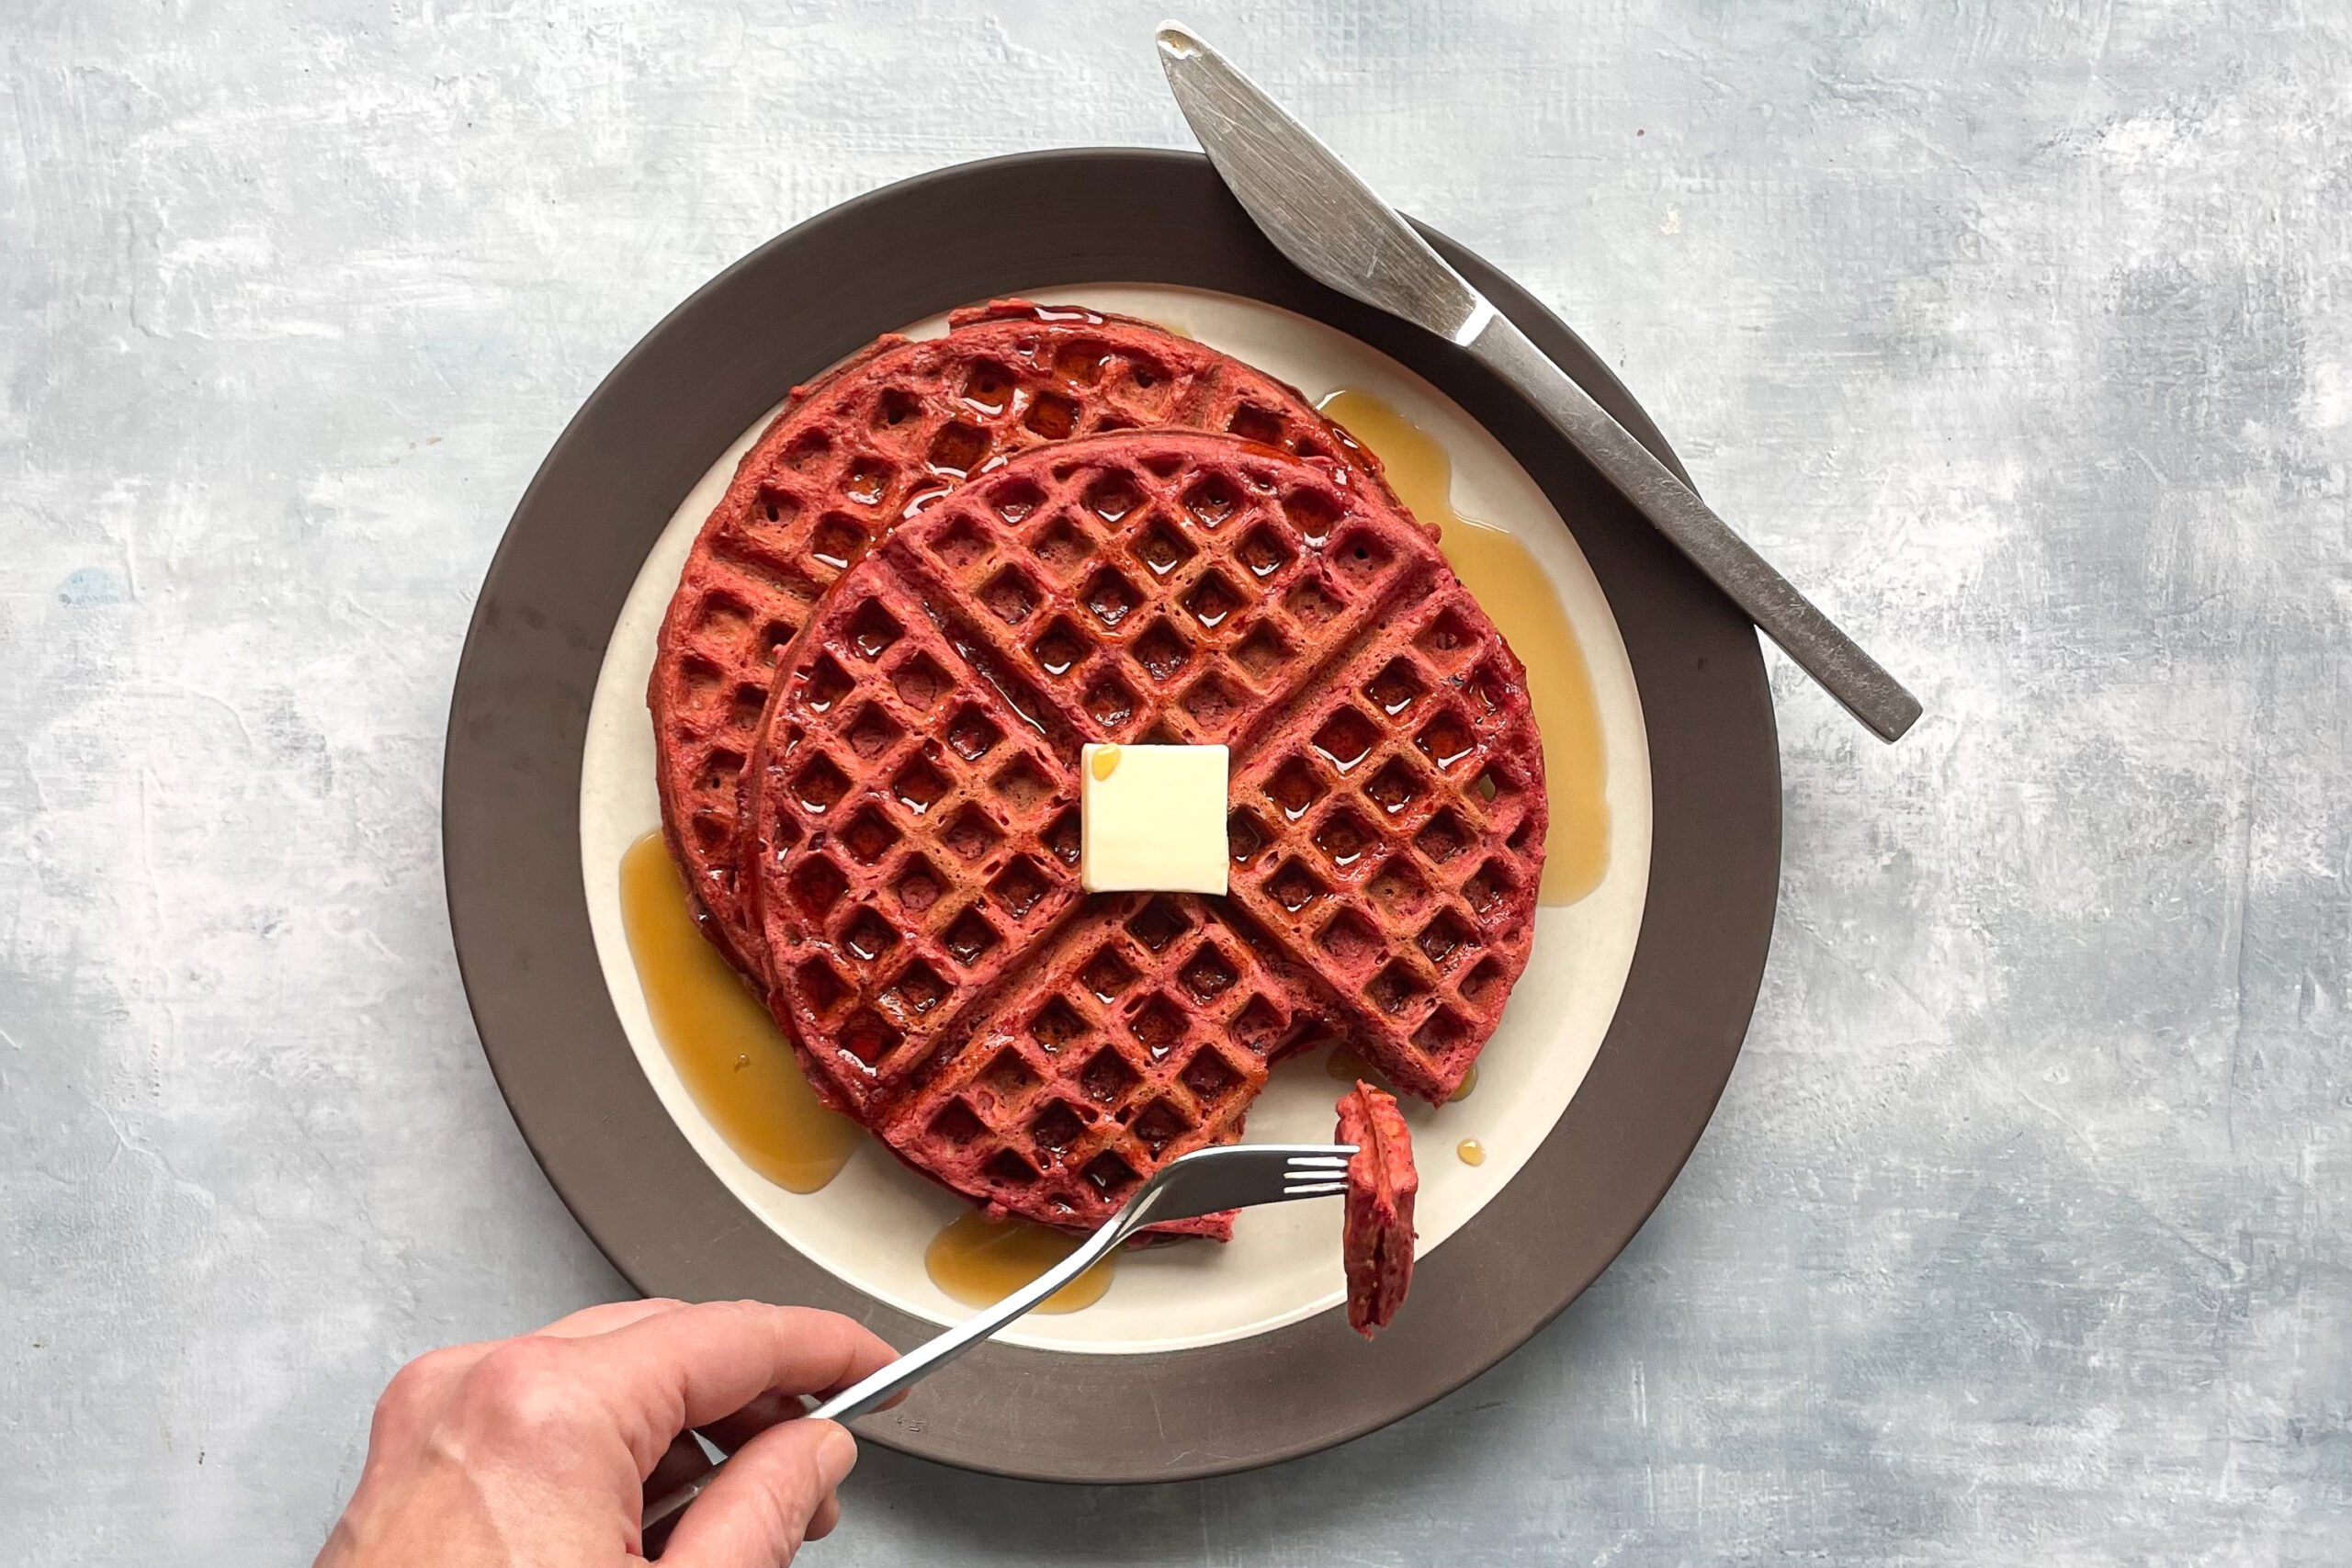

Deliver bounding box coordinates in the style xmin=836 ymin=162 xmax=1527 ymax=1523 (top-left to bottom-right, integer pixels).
xmin=654 ymin=1418 xmax=858 ymax=1568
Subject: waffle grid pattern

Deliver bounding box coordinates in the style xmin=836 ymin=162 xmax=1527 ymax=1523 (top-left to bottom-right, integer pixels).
xmin=1226 ymin=589 xmax=1546 ymax=1100
xmin=876 ymin=892 xmax=1311 ymax=1240
xmin=885 ymin=440 xmax=1408 ymax=754
xmin=739 ymin=592 xmax=1083 ymax=1121
xmin=650 ymin=302 xmax=1391 ymax=974
xmin=745 ymin=433 xmax=1543 ymax=1231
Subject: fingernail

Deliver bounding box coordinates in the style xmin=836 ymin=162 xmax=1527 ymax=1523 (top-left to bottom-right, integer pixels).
xmin=815 ymin=1421 xmax=858 ymax=1486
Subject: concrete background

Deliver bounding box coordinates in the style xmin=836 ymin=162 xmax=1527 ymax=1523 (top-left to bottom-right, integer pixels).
xmin=5 ymin=1 xmax=2347 ymax=1562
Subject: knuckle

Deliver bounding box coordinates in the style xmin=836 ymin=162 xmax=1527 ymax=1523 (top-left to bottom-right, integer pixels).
xmin=459 ymin=1339 xmax=589 ymax=1440
xmin=378 ymin=1348 xmax=462 ymax=1423
xmin=700 ymin=1298 xmax=786 ymax=1339
xmin=713 ymin=1298 xmax=775 ymax=1323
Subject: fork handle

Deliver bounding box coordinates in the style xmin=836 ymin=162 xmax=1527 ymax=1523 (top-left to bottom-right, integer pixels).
xmin=811 ymin=1201 xmax=1144 ymax=1421
xmin=1469 ymin=313 xmax=1921 ymax=742
xmin=639 ymin=1199 xmax=1151 ymax=1544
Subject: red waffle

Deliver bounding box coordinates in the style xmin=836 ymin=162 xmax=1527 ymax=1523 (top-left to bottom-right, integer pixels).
xmin=647 ymin=301 xmax=1393 ymax=975
xmin=741 ymin=431 xmax=1543 ymax=1232
xmin=1336 ymin=1080 xmax=1417 ymax=1337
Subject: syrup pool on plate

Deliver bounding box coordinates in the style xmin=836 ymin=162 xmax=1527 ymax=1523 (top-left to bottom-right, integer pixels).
xmin=1317 ymin=389 xmax=1610 ymax=905
xmin=1324 ymin=1041 xmax=1385 ymax=1089
xmin=617 ymin=831 xmax=861 ymax=1193
xmin=924 ymin=1212 xmax=1116 ymax=1314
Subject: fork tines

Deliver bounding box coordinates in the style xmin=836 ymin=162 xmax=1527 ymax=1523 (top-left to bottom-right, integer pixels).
xmin=1283 ymin=1148 xmax=1354 ymax=1200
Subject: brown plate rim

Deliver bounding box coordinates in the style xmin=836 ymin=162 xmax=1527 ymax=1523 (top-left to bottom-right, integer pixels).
xmin=442 ymin=147 xmax=1780 ymax=1483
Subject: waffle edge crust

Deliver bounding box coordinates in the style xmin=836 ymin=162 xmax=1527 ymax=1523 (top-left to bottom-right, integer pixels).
xmin=741 ymin=429 xmax=1545 ymax=1235
xmin=1337 ymin=1081 xmax=1419 ymax=1337
xmin=648 ymin=301 xmax=1397 ymax=977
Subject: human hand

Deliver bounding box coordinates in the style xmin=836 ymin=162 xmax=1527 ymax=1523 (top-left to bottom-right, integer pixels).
xmin=315 ymin=1298 xmax=897 ymax=1567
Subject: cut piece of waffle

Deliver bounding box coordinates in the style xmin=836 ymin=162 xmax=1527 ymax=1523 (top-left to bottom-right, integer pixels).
xmin=740 ymin=593 xmax=1085 ymax=1122
xmin=1337 ymin=1080 xmax=1418 ymax=1337
xmin=1224 ymin=588 xmax=1547 ymax=1100
xmin=648 ymin=301 xmax=1394 ymax=976
xmin=743 ymin=432 xmax=1543 ymax=1232
xmin=869 ymin=893 xmax=1316 ymax=1241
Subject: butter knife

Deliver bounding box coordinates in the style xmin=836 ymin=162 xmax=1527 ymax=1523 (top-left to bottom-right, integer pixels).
xmin=1156 ymin=24 xmax=1921 ymax=742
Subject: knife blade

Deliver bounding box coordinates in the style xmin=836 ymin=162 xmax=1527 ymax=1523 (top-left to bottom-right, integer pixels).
xmin=1156 ymin=23 xmax=1921 ymax=743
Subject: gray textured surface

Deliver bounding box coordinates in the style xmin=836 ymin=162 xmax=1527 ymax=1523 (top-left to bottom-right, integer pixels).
xmin=4 ymin=1 xmax=2347 ymax=1562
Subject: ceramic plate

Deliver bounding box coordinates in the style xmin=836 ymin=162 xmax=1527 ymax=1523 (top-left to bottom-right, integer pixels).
xmin=444 ymin=149 xmax=1779 ymax=1481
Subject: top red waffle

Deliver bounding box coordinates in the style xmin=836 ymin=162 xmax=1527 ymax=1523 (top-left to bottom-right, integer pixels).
xmin=648 ymin=302 xmax=1393 ymax=976
xmin=739 ymin=432 xmax=1544 ymax=1234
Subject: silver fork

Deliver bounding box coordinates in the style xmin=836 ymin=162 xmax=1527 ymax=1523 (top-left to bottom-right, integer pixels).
xmin=640 ymin=1144 xmax=1355 ymax=1541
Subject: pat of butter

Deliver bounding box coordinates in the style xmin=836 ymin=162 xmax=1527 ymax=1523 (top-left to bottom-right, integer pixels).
xmin=1080 ymin=743 xmax=1228 ymax=896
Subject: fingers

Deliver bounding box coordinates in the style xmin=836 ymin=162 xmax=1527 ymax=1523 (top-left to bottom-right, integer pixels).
xmin=533 ymin=1298 xmax=687 ymax=1339
xmin=643 ymin=1429 xmax=718 ymax=1506
xmin=697 ymin=1390 xmax=805 ymax=1457
xmin=654 ymin=1419 xmax=857 ymax=1568
xmin=806 ymin=1488 xmax=842 ymax=1542
xmin=696 ymin=1376 xmax=906 ymax=1459
xmin=580 ymin=1302 xmax=897 ymax=1451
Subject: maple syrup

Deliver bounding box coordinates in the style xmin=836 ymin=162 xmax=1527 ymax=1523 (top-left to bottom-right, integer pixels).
xmin=923 ymin=1211 xmax=1116 ymax=1314
xmin=618 ymin=832 xmax=861 ymax=1193
xmin=1317 ymin=390 xmax=1611 ymax=905
xmin=1323 ymin=1043 xmax=1474 ymax=1102
xmin=1324 ymin=1042 xmax=1389 ymax=1090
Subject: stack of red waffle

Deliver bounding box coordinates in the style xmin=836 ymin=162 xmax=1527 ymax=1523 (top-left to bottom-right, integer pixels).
xmin=650 ymin=302 xmax=1544 ymax=1249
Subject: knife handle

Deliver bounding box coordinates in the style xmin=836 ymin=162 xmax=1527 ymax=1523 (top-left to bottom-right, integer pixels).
xmin=1469 ymin=314 xmax=1921 ymax=743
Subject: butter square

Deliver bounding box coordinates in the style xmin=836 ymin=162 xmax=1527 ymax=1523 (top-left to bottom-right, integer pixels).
xmin=1080 ymin=743 xmax=1228 ymax=896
